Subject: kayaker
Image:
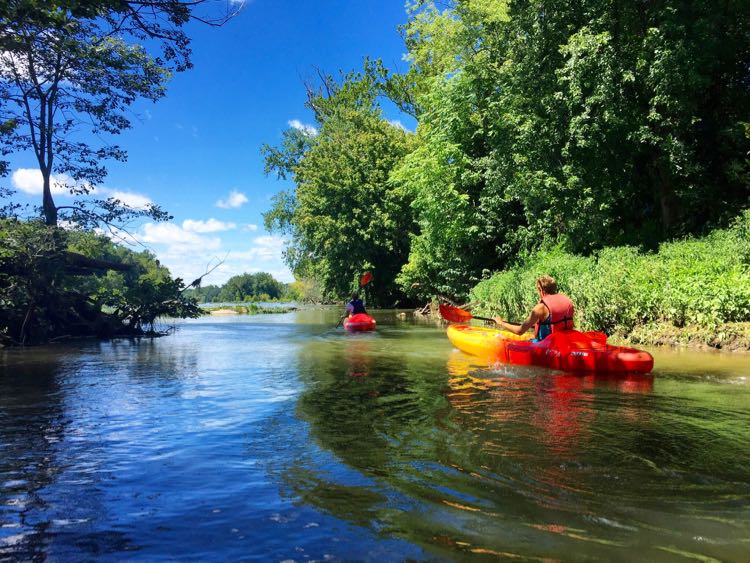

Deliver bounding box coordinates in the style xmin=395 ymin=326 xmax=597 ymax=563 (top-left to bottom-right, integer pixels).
xmin=345 ymin=292 xmax=367 ymax=317
xmin=493 ymin=275 xmax=574 ymax=341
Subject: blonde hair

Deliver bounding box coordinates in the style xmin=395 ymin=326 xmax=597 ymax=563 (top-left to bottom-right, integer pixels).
xmin=536 ymin=275 xmax=558 ymax=294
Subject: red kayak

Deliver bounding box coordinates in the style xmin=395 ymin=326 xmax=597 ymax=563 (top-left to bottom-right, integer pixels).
xmin=343 ymin=313 xmax=377 ymax=332
xmin=447 ymin=325 xmax=653 ymax=374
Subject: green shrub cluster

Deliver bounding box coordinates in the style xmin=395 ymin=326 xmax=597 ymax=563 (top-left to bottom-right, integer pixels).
xmin=470 ymin=211 xmax=750 ymax=335
xmin=0 ymin=220 xmax=200 ymax=345
xmin=202 ymin=304 xmax=296 ymax=315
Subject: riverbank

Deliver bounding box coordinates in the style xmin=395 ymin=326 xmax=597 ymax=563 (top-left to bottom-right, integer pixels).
xmin=203 ymin=304 xmax=297 ymax=315
xmin=467 ymin=211 xmax=750 ymax=352
xmin=608 ymin=321 xmax=750 ymax=352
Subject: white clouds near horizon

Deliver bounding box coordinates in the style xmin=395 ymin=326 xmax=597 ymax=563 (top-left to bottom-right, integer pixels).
xmin=140 ymin=222 xmax=222 ymax=251
xmin=215 ymin=190 xmax=249 ymax=209
xmin=126 ymin=223 xmax=290 ymax=285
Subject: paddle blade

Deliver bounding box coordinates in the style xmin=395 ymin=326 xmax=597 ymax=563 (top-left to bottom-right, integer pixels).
xmin=360 ymin=271 xmax=373 ymax=287
xmin=439 ymin=304 xmax=473 ymax=323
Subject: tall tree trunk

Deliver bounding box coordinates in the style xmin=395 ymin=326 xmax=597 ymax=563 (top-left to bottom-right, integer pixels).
xmin=655 ymin=156 xmax=676 ymax=236
xmin=42 ymin=170 xmax=57 ymax=226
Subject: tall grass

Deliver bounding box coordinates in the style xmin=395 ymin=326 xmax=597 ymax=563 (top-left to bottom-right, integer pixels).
xmin=471 ymin=211 xmax=750 ymax=335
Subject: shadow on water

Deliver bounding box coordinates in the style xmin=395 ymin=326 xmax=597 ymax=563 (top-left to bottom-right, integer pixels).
xmin=0 ymin=353 xmax=68 ymax=561
xmin=275 ymin=315 xmax=750 ymax=560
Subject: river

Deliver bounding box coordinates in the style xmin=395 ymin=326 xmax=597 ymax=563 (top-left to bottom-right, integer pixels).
xmin=1 ymin=308 xmax=749 ymax=560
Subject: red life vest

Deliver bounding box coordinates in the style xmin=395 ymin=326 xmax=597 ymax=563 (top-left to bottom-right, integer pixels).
xmin=535 ymin=293 xmax=575 ymax=339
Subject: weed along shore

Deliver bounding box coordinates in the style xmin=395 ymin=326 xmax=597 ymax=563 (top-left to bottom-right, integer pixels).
xmin=203 ymin=304 xmax=297 ymax=316
xmin=468 ymin=212 xmax=750 ymax=353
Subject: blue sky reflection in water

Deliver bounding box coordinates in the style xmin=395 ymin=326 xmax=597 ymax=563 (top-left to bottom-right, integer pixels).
xmin=1 ymin=310 xmax=750 ymax=560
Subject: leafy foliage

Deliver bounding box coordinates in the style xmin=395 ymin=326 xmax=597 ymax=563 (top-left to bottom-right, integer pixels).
xmin=0 ymin=220 xmax=200 ymax=345
xmin=395 ymin=0 xmax=750 ymax=299
xmin=263 ymin=0 xmax=749 ymax=309
xmin=471 ymin=210 xmax=750 ymax=334
xmin=262 ymin=72 xmax=417 ymax=306
xmin=0 ymin=0 xmax=240 ymax=228
xmin=218 ymin=272 xmax=284 ymax=302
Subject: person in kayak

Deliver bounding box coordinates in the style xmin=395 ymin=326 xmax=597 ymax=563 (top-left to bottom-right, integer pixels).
xmin=345 ymin=292 xmax=367 ymax=317
xmin=493 ymin=275 xmax=574 ymax=341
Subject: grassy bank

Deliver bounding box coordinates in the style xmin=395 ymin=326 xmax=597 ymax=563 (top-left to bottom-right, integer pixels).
xmin=202 ymin=304 xmax=297 ymax=315
xmin=470 ymin=211 xmax=750 ymax=350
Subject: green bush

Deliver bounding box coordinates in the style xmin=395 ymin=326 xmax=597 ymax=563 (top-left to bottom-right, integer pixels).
xmin=471 ymin=211 xmax=750 ymax=334
xmin=0 ymin=219 xmax=200 ymax=345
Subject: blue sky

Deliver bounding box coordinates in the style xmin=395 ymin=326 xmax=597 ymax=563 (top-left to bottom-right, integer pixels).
xmin=7 ymin=0 xmax=416 ymax=286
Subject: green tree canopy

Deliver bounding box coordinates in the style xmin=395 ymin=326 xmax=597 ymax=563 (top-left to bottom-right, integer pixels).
xmin=262 ymin=71 xmax=417 ymax=306
xmin=0 ymin=0 xmax=240 ymax=227
xmin=218 ymin=272 xmax=284 ymax=302
xmin=393 ymin=0 xmax=750 ymax=299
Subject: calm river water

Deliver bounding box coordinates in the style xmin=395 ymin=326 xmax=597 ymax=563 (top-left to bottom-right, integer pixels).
xmin=1 ymin=308 xmax=749 ymax=561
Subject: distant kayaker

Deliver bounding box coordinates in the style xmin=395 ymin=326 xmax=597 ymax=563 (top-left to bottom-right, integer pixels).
xmin=345 ymin=292 xmax=367 ymax=317
xmin=494 ymin=275 xmax=574 ymax=341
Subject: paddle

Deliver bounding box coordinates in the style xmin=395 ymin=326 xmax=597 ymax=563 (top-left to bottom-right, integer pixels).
xmin=439 ymin=304 xmax=496 ymax=324
xmin=336 ymin=271 xmax=373 ymax=328
xmin=438 ymin=303 xmax=522 ymax=326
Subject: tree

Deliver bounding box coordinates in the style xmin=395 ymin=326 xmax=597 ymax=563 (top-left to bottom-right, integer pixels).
xmin=0 ymin=219 xmax=200 ymax=345
xmin=262 ymin=71 xmax=417 ymax=306
xmin=0 ymin=0 xmax=241 ymax=227
xmin=217 ymin=272 xmax=284 ymax=302
xmin=391 ymin=0 xmax=750 ymax=300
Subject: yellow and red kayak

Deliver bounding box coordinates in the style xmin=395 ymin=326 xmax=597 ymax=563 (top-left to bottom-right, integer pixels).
xmin=446 ymin=324 xmax=653 ymax=374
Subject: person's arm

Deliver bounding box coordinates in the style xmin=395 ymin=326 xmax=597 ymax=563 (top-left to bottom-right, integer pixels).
xmin=494 ymin=303 xmax=547 ymax=335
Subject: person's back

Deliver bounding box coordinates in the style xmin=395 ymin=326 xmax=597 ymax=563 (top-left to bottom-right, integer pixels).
xmin=535 ymin=289 xmax=574 ymax=341
xmin=494 ymin=275 xmax=574 ymax=341
xmin=346 ymin=292 xmax=367 ymax=316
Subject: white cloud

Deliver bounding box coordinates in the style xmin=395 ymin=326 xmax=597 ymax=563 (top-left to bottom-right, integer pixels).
xmin=204 ymin=235 xmax=291 ymax=283
xmin=288 ymin=119 xmax=318 ymax=136
xmin=131 ymin=227 xmax=292 ymax=286
xmin=215 ymin=190 xmax=249 ymax=209
xmin=232 ymin=235 xmax=286 ymax=261
xmin=10 ymin=168 xmax=152 ymax=210
xmin=11 ymin=168 xmax=73 ymax=196
xmin=182 ymin=218 xmax=237 ymax=233
xmin=139 ymin=222 xmax=221 ymax=250
xmin=103 ymin=189 xmax=152 ymax=210
xmin=243 ymin=223 xmax=259 ymax=232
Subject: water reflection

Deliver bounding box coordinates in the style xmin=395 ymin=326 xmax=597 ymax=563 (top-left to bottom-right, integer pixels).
xmin=284 ymin=330 xmax=750 ymax=560
xmin=1 ymin=313 xmax=749 ymax=561
xmin=344 ymin=337 xmax=374 ymax=379
xmin=0 ymin=352 xmax=69 ymax=560
xmin=445 ymin=351 xmax=655 ymax=456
